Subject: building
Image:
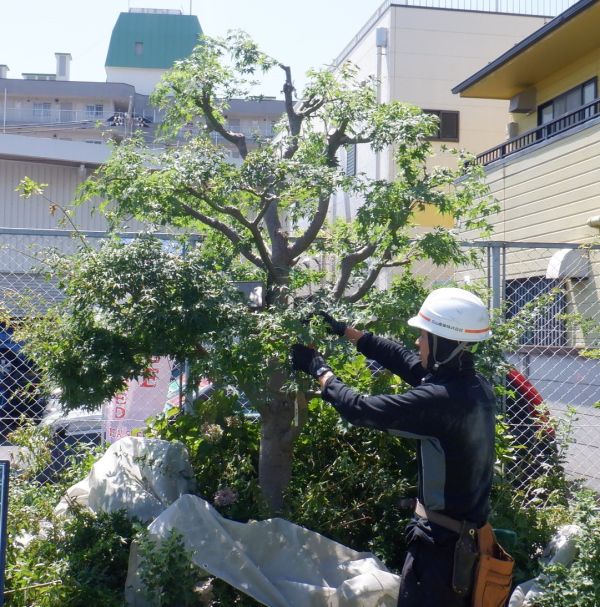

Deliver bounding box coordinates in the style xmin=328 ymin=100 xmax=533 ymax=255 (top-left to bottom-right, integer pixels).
xmin=0 ymin=7 xmax=284 ymax=321
xmin=0 ymin=9 xmax=285 ymax=231
xmin=105 ymin=8 xmax=202 ymax=95
xmin=452 ymin=0 xmax=600 ymax=347
xmin=329 ymin=0 xmax=571 ymax=229
xmin=453 ymin=0 xmax=600 ymax=489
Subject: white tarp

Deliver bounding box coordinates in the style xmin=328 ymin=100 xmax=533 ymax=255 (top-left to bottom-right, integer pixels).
xmin=508 ymin=524 xmax=581 ymax=607
xmin=55 ymin=436 xmax=196 ymax=522
xmin=125 ymin=493 xmax=400 ymax=607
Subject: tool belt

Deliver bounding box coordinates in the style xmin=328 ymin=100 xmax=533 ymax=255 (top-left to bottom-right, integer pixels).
xmin=410 ymin=499 xmax=514 ymax=606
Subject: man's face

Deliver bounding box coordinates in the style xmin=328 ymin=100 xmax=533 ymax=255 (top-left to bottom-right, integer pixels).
xmin=415 ymin=330 xmax=429 ymax=369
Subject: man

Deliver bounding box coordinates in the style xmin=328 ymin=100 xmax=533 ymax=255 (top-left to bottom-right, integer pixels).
xmin=291 ymin=288 xmax=496 ymax=607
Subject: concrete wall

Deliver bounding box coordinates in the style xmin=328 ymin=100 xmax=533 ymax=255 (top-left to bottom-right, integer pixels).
xmin=106 ymin=66 xmax=166 ymax=96
xmin=331 ymin=5 xmax=548 ymax=228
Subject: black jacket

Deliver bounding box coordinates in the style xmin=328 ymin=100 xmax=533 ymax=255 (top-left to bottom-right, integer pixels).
xmin=321 ymin=332 xmax=496 ymax=527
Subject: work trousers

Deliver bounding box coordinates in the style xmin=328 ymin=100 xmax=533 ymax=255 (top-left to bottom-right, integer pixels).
xmin=397 ymin=536 xmax=470 ymax=607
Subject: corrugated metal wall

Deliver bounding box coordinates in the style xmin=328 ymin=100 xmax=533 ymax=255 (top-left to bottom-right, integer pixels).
xmin=0 ymin=158 xmax=108 ymax=231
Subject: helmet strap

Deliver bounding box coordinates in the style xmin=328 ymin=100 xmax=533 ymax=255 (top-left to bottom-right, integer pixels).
xmin=431 ymin=334 xmax=468 ymax=371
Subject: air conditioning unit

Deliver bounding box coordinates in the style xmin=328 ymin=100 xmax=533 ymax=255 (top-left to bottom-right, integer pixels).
xmin=509 ymin=88 xmax=536 ymax=113
xmin=507 ymin=122 xmax=519 ymax=139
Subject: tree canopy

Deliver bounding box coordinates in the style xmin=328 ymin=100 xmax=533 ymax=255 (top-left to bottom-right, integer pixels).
xmin=22 ymin=31 xmax=497 ymax=511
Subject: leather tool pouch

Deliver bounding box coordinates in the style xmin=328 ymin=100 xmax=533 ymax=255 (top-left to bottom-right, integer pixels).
xmin=471 ymin=523 xmax=514 ymax=607
xmin=452 ymin=521 xmax=479 ymax=595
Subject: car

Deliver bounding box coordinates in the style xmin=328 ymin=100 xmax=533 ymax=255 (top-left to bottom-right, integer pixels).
xmin=0 ymin=326 xmax=46 ymax=441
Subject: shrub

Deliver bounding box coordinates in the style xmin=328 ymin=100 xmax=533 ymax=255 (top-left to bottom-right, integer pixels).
xmin=531 ymin=490 xmax=600 ymax=607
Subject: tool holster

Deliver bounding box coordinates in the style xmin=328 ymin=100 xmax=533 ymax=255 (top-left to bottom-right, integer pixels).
xmin=452 ymin=520 xmax=479 ymax=596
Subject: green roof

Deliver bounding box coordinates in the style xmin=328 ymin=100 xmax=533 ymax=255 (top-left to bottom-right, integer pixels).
xmin=105 ymin=11 xmax=201 ymax=69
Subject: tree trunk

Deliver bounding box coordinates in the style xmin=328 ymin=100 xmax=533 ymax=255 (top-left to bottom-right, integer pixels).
xmin=258 ymin=260 xmax=308 ymax=512
xmin=259 ymin=393 xmax=300 ymax=513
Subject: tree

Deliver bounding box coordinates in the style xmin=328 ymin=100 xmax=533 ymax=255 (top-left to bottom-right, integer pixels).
xmin=25 ymin=32 xmax=496 ymax=512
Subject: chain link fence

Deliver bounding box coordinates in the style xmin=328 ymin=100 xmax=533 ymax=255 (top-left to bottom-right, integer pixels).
xmin=454 ymin=241 xmax=600 ymax=491
xmin=0 ymin=229 xmax=599 ymax=490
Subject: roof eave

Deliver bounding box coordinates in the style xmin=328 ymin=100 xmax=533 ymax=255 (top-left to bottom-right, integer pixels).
xmin=452 ymin=0 xmax=598 ymax=96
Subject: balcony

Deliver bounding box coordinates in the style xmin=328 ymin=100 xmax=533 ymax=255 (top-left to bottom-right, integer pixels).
xmin=477 ymin=98 xmax=600 ymax=166
xmin=0 ymin=108 xmax=155 ymax=128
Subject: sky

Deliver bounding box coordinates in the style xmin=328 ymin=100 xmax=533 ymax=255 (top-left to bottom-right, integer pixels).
xmin=1 ymin=0 xmax=575 ymax=98
xmin=1 ymin=0 xmax=386 ymax=97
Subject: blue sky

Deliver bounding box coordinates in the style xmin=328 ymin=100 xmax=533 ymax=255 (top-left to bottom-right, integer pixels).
xmin=1 ymin=0 xmax=385 ymax=96
xmin=1 ymin=0 xmax=576 ymax=97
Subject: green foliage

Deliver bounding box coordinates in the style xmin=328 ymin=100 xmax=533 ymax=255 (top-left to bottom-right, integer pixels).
xmin=489 ymin=474 xmax=574 ymax=584
xmin=285 ymin=398 xmax=416 ymax=570
xmin=531 ymin=491 xmax=600 ymax=607
xmin=146 ymin=394 xmax=265 ymax=522
xmin=5 ymin=425 xmax=134 ymax=607
xmin=15 ymin=176 xmax=48 ymax=199
xmin=16 ymin=236 xmax=247 ymax=410
xmin=137 ymin=529 xmax=205 ymax=607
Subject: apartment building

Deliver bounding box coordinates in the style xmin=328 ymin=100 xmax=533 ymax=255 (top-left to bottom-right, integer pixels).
xmin=452 ymin=0 xmax=600 ymax=345
xmin=0 ymin=8 xmax=284 ymax=232
xmin=453 ymin=0 xmax=600 ymax=488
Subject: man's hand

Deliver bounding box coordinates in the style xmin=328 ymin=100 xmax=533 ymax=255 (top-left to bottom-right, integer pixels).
xmin=317 ymin=311 xmax=347 ymax=337
xmin=291 ymin=344 xmax=332 ymax=379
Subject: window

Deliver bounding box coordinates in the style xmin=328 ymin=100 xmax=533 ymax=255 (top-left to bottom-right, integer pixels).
xmin=345 ymin=144 xmax=356 ymax=176
xmin=33 ymin=102 xmax=51 ymax=119
xmin=424 ymin=110 xmax=459 ymax=141
xmin=86 ymin=104 xmax=104 ymax=119
xmin=135 ymin=42 xmax=144 ymax=56
xmin=538 ymin=78 xmax=597 ymax=126
xmin=24 ymin=74 xmax=56 ymax=81
xmin=505 ymin=277 xmax=566 ymax=347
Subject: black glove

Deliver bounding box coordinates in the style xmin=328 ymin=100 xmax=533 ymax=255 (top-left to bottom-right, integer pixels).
xmin=318 ymin=311 xmax=347 ymax=337
xmin=291 ymin=344 xmax=332 ymax=379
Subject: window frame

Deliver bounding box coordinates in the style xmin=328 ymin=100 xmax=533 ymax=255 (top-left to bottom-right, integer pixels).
xmin=345 ymin=143 xmax=357 ymax=176
xmin=32 ymin=102 xmax=51 ymax=119
xmin=423 ymin=109 xmax=460 ymax=142
xmin=505 ymin=276 xmax=567 ymax=347
xmin=85 ymin=104 xmax=104 ymax=119
xmin=537 ymin=78 xmax=597 ymax=126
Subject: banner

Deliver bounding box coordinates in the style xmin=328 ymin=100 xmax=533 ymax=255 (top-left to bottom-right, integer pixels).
xmin=103 ymin=357 xmax=174 ymax=443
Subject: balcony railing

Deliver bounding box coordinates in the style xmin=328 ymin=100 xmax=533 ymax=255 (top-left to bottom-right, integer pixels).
xmin=0 ymin=108 xmax=155 ymax=128
xmin=477 ymin=98 xmax=600 ymax=166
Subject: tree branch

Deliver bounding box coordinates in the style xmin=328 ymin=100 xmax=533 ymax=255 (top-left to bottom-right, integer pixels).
xmin=178 ymin=201 xmax=265 ymax=270
xmin=298 ymin=96 xmax=327 ymax=118
xmin=252 ymin=194 xmax=277 ymax=227
xmin=279 ymin=64 xmax=303 ymax=160
xmin=339 ymin=133 xmax=372 ymax=146
xmin=326 ymin=119 xmax=350 ymax=164
xmin=288 ymin=192 xmax=331 ymax=260
xmin=332 ymin=243 xmax=377 ymax=299
xmin=343 ymin=243 xmax=418 ymax=303
xmin=183 ymin=186 xmax=276 ymax=275
xmin=200 ymin=90 xmax=249 ymax=159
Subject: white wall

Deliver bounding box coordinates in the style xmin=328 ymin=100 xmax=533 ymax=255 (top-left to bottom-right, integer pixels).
xmin=331 ymin=6 xmax=549 ymax=223
xmin=106 ymin=66 xmax=166 ymax=96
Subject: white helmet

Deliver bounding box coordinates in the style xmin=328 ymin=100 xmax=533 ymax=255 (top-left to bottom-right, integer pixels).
xmin=408 ymin=287 xmax=492 ymax=342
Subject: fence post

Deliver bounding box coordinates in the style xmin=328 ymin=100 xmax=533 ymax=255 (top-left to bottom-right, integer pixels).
xmin=490 ymin=241 xmax=503 ymax=312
